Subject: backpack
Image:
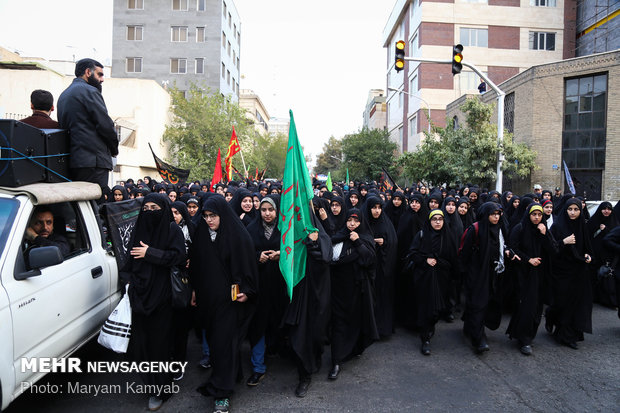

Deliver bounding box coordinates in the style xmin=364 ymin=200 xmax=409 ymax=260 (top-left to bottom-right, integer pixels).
xmin=458 ymin=222 xmax=479 ymax=255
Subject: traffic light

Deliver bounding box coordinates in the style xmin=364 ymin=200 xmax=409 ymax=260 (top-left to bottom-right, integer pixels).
xmin=452 ymin=44 xmax=463 ymax=75
xmin=394 ymin=40 xmax=406 ymax=72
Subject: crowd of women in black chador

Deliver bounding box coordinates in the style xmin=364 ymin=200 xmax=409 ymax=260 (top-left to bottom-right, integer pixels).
xmin=110 ymin=175 xmax=619 ymax=413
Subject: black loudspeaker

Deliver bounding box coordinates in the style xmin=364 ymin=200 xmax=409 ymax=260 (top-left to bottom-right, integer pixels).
xmin=0 ymin=120 xmax=47 ymax=187
xmin=41 ymin=129 xmax=70 ymax=183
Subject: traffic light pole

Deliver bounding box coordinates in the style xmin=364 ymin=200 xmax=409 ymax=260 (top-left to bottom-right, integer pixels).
xmin=403 ymin=57 xmax=505 ymax=192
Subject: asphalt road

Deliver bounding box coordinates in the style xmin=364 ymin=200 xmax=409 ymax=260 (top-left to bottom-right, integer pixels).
xmin=6 ymin=304 xmax=620 ymax=413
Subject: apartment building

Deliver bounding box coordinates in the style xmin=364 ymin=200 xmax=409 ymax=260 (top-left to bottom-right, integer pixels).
xmin=363 ymin=89 xmax=387 ymax=131
xmin=383 ymin=0 xmax=576 ymax=152
xmin=112 ymin=0 xmax=241 ymax=100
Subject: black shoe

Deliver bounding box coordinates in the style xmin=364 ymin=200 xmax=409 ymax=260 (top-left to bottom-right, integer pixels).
xmin=246 ymin=372 xmax=265 ymax=386
xmin=565 ymin=341 xmax=578 ymax=350
xmin=328 ymin=364 xmax=341 ymax=380
xmin=476 ymin=338 xmax=490 ymax=354
xmin=519 ymin=345 xmax=532 ymax=356
xmin=199 ymin=357 xmax=211 ymax=369
xmin=421 ymin=341 xmax=431 ymax=356
xmin=295 ymin=377 xmax=311 ymax=397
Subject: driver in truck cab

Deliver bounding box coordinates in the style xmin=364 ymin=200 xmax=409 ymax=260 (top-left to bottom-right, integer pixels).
xmin=24 ymin=206 xmax=71 ymax=257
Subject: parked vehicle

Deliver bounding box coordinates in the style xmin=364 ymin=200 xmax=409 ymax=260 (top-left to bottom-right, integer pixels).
xmin=0 ymin=182 xmax=121 ymax=411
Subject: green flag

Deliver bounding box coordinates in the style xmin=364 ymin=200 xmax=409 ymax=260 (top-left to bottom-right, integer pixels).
xmin=279 ymin=110 xmax=317 ymax=300
xmin=346 ymin=168 xmax=349 ymax=186
xmin=326 ymin=171 xmax=333 ymax=191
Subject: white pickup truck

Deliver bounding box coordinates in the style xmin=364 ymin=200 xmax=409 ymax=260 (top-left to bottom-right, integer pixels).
xmin=0 ymin=182 xmax=121 ymax=411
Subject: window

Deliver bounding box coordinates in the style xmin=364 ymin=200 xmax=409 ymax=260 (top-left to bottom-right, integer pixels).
xmin=409 ymin=72 xmax=418 ymax=93
xmin=504 ymin=92 xmax=515 ymax=133
xmin=410 ymin=32 xmax=418 ymax=56
xmin=228 ymin=12 xmax=232 ymax=28
xmin=459 ymin=71 xmax=487 ymax=92
xmin=222 ymin=32 xmax=226 ymax=48
xmin=226 ymin=70 xmax=230 ymax=85
xmin=398 ymin=91 xmax=403 ymax=108
xmin=234 ymin=24 xmax=237 ymax=39
xmin=529 ymin=32 xmax=555 ymax=50
xmin=221 ymin=62 xmax=225 ymax=78
xmin=197 ymin=0 xmax=206 ymax=11
xmin=398 ymin=127 xmax=404 ymax=148
xmin=233 ymin=50 xmax=236 ymax=64
xmin=223 ymin=1 xmax=227 ymax=16
xmin=227 ymin=41 xmax=231 ymax=56
xmin=409 ymin=115 xmax=417 ymax=137
xmin=170 ymin=58 xmax=187 ymax=74
xmin=460 ymin=28 xmax=488 ymax=47
xmin=127 ymin=25 xmax=143 ymax=41
xmin=531 ymin=0 xmax=556 ymax=6
xmin=195 ymin=58 xmax=204 ymax=74
xmin=562 ymin=74 xmax=607 ymax=169
xmin=196 ymin=27 xmax=205 ymax=42
xmin=171 ymin=26 xmax=188 ymax=42
xmin=236 ymin=57 xmax=240 ymax=69
xmin=237 ymin=31 xmax=240 ymax=44
xmin=453 ymin=116 xmax=460 ymax=130
xmin=172 ymin=0 xmax=188 ymax=10
xmin=128 ymin=0 xmax=143 ymax=9
xmin=126 ymin=57 xmax=142 ymax=73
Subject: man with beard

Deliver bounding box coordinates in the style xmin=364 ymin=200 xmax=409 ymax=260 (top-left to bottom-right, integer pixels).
xmin=57 ymin=58 xmax=118 ymax=202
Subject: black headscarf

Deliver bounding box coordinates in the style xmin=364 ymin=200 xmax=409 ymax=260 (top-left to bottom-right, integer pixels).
xmin=551 ymin=198 xmax=592 ymax=263
xmin=126 ymin=193 xmax=186 ymax=315
xmin=363 ymin=196 xmax=397 ymax=249
xmin=384 ymin=190 xmax=407 ymax=231
xmin=442 ymin=196 xmax=464 ymax=242
xmin=346 ymin=189 xmax=362 ymax=209
xmin=172 ymin=200 xmax=196 ymax=240
xmin=111 ymin=185 xmax=129 ymax=201
xmin=230 ymin=188 xmax=258 ymax=226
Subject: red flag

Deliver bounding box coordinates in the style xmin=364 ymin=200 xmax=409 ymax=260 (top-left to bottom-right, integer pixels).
xmin=224 ymin=126 xmax=241 ymax=181
xmin=254 ymin=167 xmax=258 ymax=180
xmin=211 ymin=148 xmax=222 ymax=191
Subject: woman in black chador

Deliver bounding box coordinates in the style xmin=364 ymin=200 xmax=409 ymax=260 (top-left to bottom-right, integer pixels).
xmin=328 ymin=208 xmax=379 ymax=380
xmin=506 ymin=204 xmax=557 ymax=355
xmin=363 ymin=195 xmax=398 ymax=338
xmin=408 ymin=209 xmax=457 ymax=355
xmin=546 ymin=198 xmax=593 ymax=349
xmin=230 ymin=187 xmax=258 ymax=227
xmin=459 ymin=202 xmax=518 ymax=354
xmin=245 ymin=195 xmax=288 ymax=386
xmin=125 ymin=193 xmax=186 ymax=411
xmin=587 ymin=201 xmax=619 ymax=307
xmin=189 ymin=196 xmax=258 ymax=412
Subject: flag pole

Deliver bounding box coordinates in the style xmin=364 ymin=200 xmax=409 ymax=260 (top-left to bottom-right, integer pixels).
xmin=239 ymin=147 xmax=248 ymax=178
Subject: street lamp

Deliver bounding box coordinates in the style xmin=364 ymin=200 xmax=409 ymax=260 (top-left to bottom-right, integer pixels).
xmin=387 ymin=87 xmax=431 ymax=135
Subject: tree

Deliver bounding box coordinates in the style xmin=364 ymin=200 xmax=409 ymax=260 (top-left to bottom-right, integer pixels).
xmin=246 ymin=132 xmax=289 ymax=179
xmin=341 ymin=127 xmax=398 ymax=181
xmin=163 ymin=83 xmax=252 ymax=181
xmin=398 ymin=97 xmax=537 ymax=187
xmin=314 ymin=136 xmax=343 ymax=178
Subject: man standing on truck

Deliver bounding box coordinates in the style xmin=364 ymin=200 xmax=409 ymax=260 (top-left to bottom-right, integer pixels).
xmin=57 ymin=58 xmax=119 ymax=203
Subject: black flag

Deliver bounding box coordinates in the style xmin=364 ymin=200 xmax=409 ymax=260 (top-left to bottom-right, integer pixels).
xmin=148 ymin=143 xmax=190 ymax=185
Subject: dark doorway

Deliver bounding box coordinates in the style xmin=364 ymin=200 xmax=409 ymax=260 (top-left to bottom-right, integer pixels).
xmin=569 ymin=169 xmax=602 ymax=200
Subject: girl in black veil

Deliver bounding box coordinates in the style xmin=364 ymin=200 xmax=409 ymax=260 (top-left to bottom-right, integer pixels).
xmin=327 ymin=195 xmax=347 ymax=237
xmin=546 ymin=198 xmax=593 ymax=349
xmin=588 ymin=201 xmax=619 ymax=307
xmin=189 ymin=196 xmax=258 ymax=412
xmin=363 ymin=195 xmax=398 ymax=338
xmin=408 ymin=209 xmax=457 ymax=355
xmin=230 ymin=187 xmax=258 ymax=227
xmin=459 ymin=202 xmax=519 ymax=354
xmin=328 ymin=208 xmax=379 ymax=380
xmin=125 ymin=193 xmax=186 ymax=411
xmin=111 ymin=184 xmax=129 ymax=202
xmin=384 ymin=190 xmax=407 ymax=231
xmin=506 ymin=204 xmax=557 ymax=355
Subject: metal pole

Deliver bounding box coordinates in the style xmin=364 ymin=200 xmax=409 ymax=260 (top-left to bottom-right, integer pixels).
xmin=402 ymin=57 xmax=506 ymax=192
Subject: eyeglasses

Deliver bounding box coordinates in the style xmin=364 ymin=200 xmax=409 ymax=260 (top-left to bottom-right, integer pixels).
xmin=431 ymin=217 xmax=444 ymax=222
xmin=204 ymin=213 xmax=218 ymax=220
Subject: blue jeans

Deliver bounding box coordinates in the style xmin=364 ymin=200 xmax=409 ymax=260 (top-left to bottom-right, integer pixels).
xmin=251 ymin=336 xmax=266 ymax=374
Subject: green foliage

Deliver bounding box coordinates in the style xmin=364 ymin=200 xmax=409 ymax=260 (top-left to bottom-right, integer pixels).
xmin=314 ymin=136 xmax=343 ymax=179
xmin=163 ymin=83 xmax=252 ymax=181
xmin=398 ymin=97 xmax=538 ymax=187
xmin=246 ymin=132 xmax=289 ymax=179
xmin=341 ymin=128 xmax=398 ymax=181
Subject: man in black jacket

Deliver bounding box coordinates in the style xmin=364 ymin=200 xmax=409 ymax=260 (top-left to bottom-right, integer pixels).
xmin=57 ymin=58 xmax=118 ymax=202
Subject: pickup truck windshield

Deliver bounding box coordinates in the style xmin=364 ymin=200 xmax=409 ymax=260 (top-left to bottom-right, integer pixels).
xmin=0 ymin=198 xmax=19 ymax=255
